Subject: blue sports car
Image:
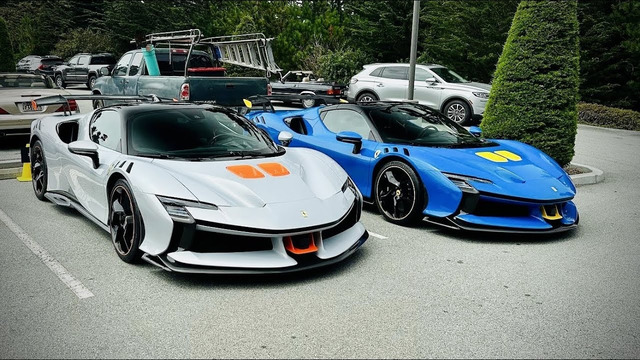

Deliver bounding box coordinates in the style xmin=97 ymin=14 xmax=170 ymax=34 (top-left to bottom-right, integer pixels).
xmin=246 ymin=98 xmax=578 ymax=233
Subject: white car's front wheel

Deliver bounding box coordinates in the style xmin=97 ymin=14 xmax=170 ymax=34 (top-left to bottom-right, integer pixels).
xmin=444 ymin=100 xmax=472 ymax=125
xmin=109 ymin=179 xmax=143 ymax=263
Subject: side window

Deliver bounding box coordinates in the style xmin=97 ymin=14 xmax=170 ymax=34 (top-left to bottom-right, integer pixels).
xmin=78 ymin=56 xmax=90 ymax=66
xmin=381 ymin=66 xmax=408 ymax=80
xmin=369 ymin=67 xmax=383 ymax=77
xmin=90 ymin=110 xmax=122 ymax=151
xmin=322 ymin=110 xmax=373 ymax=139
xmin=114 ymin=53 xmax=133 ymax=76
xmin=414 ymin=68 xmax=432 ymax=81
xmin=128 ymin=53 xmax=144 ymax=76
xmin=68 ymin=56 xmax=80 ymax=65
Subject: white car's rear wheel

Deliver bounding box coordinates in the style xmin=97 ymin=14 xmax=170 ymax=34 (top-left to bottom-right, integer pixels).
xmin=31 ymin=140 xmax=47 ymax=201
xmin=109 ymin=179 xmax=143 ymax=263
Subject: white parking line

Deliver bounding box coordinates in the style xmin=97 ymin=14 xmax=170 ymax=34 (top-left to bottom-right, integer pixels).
xmin=368 ymin=231 xmax=388 ymax=239
xmin=0 ymin=208 xmax=94 ymax=300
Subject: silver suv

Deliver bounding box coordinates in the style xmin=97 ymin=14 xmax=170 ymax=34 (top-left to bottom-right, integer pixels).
xmin=346 ymin=63 xmax=491 ymax=125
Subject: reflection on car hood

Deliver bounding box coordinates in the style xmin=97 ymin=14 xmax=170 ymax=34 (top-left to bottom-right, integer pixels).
xmin=150 ymin=148 xmax=346 ymax=208
xmin=443 ymin=81 xmax=491 ymax=92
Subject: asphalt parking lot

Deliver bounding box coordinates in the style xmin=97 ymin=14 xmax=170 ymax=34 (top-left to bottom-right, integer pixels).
xmin=1 ymin=109 xmax=639 ymax=357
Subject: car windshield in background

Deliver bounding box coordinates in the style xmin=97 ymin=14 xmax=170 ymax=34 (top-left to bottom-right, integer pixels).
xmin=0 ymin=74 xmax=54 ymax=89
xmin=430 ymin=67 xmax=469 ymax=83
xmin=129 ymin=107 xmax=282 ymax=159
xmin=41 ymin=58 xmax=63 ymax=65
xmin=366 ymin=104 xmax=494 ymax=148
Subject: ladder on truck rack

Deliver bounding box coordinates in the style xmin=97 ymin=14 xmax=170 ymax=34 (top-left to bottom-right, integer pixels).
xmin=200 ymin=33 xmax=281 ymax=75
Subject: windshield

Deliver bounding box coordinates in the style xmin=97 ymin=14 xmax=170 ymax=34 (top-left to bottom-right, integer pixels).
xmin=128 ymin=107 xmax=282 ymax=159
xmin=429 ymin=67 xmax=469 ymax=83
xmin=366 ymin=104 xmax=494 ymax=148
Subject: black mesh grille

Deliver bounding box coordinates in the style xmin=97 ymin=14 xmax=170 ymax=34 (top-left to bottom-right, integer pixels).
xmin=470 ymin=198 xmax=531 ymax=217
xmin=189 ymin=231 xmax=273 ymax=253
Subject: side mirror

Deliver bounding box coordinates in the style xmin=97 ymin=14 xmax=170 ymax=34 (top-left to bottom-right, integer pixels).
xmin=278 ymin=131 xmax=293 ymax=147
xmin=100 ymin=67 xmax=109 ymax=76
xmin=425 ymin=77 xmax=438 ymax=83
xmin=336 ymin=131 xmax=362 ymax=154
xmin=469 ymin=126 xmax=482 ymax=137
xmin=68 ymin=140 xmax=99 ymax=169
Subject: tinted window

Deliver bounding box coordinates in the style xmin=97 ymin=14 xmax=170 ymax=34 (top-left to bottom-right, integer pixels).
xmin=429 ymin=67 xmax=469 ymax=83
xmin=381 ymin=66 xmax=408 ymax=80
xmin=369 ymin=68 xmax=383 ymax=77
xmin=322 ymin=109 xmax=372 ymax=139
xmin=156 ymin=51 xmax=213 ymax=75
xmin=68 ymin=56 xmax=79 ymax=65
xmin=365 ymin=104 xmax=492 ymax=148
xmin=78 ymin=56 xmax=90 ymax=65
xmin=41 ymin=58 xmax=63 ymax=65
xmin=114 ymin=53 xmax=132 ymax=76
xmin=0 ymin=74 xmax=54 ymax=88
xmin=128 ymin=53 xmax=144 ymax=76
xmin=90 ymin=55 xmax=116 ymax=65
xmin=128 ymin=107 xmax=281 ymax=159
xmin=90 ymin=110 xmax=122 ymax=151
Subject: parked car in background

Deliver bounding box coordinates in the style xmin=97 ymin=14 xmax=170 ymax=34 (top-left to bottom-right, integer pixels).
xmin=15 ymin=55 xmax=64 ymax=77
xmin=272 ymin=71 xmax=346 ymax=108
xmin=53 ymin=53 xmax=117 ymax=89
xmin=0 ymin=73 xmax=79 ymax=136
xmin=346 ymin=63 xmax=491 ymax=125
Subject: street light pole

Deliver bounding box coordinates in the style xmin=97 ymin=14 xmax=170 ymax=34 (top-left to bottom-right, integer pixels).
xmin=407 ymin=0 xmax=420 ymax=100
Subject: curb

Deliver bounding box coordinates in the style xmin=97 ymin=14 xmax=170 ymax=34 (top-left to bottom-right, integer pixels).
xmin=569 ymin=162 xmax=605 ymax=186
xmin=0 ymin=166 xmax=21 ymax=180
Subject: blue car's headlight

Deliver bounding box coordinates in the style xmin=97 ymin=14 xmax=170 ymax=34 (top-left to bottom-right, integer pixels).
xmin=157 ymin=195 xmax=218 ymax=223
xmin=443 ymin=173 xmax=492 ymax=194
xmin=472 ymin=92 xmax=490 ymax=99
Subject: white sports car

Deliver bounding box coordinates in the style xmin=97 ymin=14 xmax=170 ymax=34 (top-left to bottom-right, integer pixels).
xmin=30 ymin=96 xmax=368 ymax=274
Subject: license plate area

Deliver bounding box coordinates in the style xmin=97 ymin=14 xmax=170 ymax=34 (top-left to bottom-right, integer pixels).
xmin=19 ymin=102 xmax=43 ymax=113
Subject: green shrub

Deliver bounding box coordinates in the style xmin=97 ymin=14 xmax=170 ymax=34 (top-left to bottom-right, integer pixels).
xmin=317 ymin=47 xmax=372 ymax=84
xmin=481 ymin=0 xmax=580 ymax=167
xmin=578 ymin=103 xmax=640 ymax=131
xmin=53 ymin=29 xmax=117 ymax=60
xmin=0 ymin=17 xmax=14 ymax=71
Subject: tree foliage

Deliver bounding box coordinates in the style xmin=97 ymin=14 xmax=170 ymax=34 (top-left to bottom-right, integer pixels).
xmin=0 ymin=17 xmax=14 ymax=71
xmin=481 ymin=0 xmax=580 ymax=167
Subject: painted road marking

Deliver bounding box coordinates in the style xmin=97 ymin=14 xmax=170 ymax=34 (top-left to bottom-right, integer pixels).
xmin=368 ymin=231 xmax=388 ymax=239
xmin=0 ymin=208 xmax=94 ymax=300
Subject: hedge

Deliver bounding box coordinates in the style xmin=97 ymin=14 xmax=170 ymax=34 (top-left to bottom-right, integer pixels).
xmin=0 ymin=17 xmax=14 ymax=72
xmin=578 ymin=103 xmax=640 ymax=131
xmin=481 ymin=0 xmax=580 ymax=167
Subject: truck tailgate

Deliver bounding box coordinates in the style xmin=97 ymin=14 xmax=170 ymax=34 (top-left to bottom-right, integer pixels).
xmin=188 ymin=77 xmax=268 ymax=106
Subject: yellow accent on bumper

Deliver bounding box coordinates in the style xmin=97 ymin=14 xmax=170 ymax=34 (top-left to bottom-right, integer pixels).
xmin=541 ymin=205 xmax=563 ymax=220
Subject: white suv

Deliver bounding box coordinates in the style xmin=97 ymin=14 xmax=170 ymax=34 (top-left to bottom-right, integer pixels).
xmin=346 ymin=63 xmax=491 ymax=125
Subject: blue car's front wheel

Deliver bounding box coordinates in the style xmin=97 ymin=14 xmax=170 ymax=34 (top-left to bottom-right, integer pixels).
xmin=374 ymin=161 xmax=424 ymax=225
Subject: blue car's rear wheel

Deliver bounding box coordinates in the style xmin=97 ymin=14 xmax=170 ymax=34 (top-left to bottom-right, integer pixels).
xmin=374 ymin=161 xmax=424 ymax=225
xmin=109 ymin=179 xmax=143 ymax=263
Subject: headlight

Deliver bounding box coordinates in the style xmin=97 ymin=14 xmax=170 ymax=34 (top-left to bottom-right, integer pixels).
xmin=350 ymin=77 xmax=358 ymax=84
xmin=472 ymin=92 xmax=489 ymax=99
xmin=342 ymin=177 xmax=357 ymax=194
xmin=156 ymin=195 xmax=218 ymax=223
xmin=443 ymin=173 xmax=492 ymax=194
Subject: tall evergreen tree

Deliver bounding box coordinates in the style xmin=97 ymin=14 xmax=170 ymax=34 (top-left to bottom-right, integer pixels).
xmin=481 ymin=0 xmax=580 ymax=167
xmin=0 ymin=17 xmax=14 ymax=71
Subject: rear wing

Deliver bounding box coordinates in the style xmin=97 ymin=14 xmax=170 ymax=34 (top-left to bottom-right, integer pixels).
xmin=141 ymin=29 xmax=281 ymax=76
xmin=245 ymin=94 xmax=348 ymax=112
xmin=34 ymin=94 xmax=164 ymax=115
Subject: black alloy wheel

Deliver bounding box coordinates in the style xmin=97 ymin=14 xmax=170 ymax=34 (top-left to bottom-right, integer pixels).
xmin=374 ymin=161 xmax=425 ymax=225
xmin=109 ymin=179 xmax=143 ymax=263
xmin=31 ymin=140 xmax=48 ymax=201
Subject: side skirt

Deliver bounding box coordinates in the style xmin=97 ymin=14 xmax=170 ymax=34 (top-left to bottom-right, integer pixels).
xmin=45 ymin=191 xmax=110 ymax=233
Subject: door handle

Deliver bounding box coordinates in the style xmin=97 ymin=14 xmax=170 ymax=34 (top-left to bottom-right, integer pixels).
xmin=376 ymin=83 xmax=384 ymax=87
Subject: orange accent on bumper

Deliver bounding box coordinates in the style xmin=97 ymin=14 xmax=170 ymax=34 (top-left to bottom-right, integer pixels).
xmin=226 ymin=165 xmax=265 ymax=179
xmin=258 ymin=162 xmax=290 ymax=177
xmin=284 ymin=233 xmax=318 ymax=254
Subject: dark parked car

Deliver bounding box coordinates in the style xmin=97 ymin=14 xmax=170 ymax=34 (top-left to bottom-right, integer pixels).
xmin=15 ymin=55 xmax=64 ymax=77
xmin=271 ymin=70 xmax=346 ymax=108
xmin=53 ymin=53 xmax=117 ymax=89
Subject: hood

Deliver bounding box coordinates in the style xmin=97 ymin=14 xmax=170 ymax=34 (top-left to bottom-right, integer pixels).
xmin=151 ymin=149 xmax=346 ymax=208
xmin=443 ymin=81 xmax=491 ymax=92
xmin=405 ymin=141 xmax=574 ymax=201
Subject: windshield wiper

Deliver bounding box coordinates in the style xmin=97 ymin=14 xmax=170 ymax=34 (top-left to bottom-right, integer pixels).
xmin=136 ymin=153 xmax=181 ymax=159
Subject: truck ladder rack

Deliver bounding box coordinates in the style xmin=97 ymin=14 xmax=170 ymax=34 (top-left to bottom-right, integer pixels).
xmin=144 ymin=29 xmax=202 ymax=46
xmin=200 ymin=33 xmax=281 ymax=75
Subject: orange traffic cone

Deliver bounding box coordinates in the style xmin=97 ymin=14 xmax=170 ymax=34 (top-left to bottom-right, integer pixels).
xmin=16 ymin=143 xmax=31 ymax=182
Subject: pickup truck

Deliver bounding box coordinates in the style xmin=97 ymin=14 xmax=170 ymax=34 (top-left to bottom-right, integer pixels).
xmin=92 ymin=30 xmax=278 ymax=108
xmin=271 ymin=70 xmax=346 ymax=108
xmin=53 ymin=53 xmax=117 ymax=89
